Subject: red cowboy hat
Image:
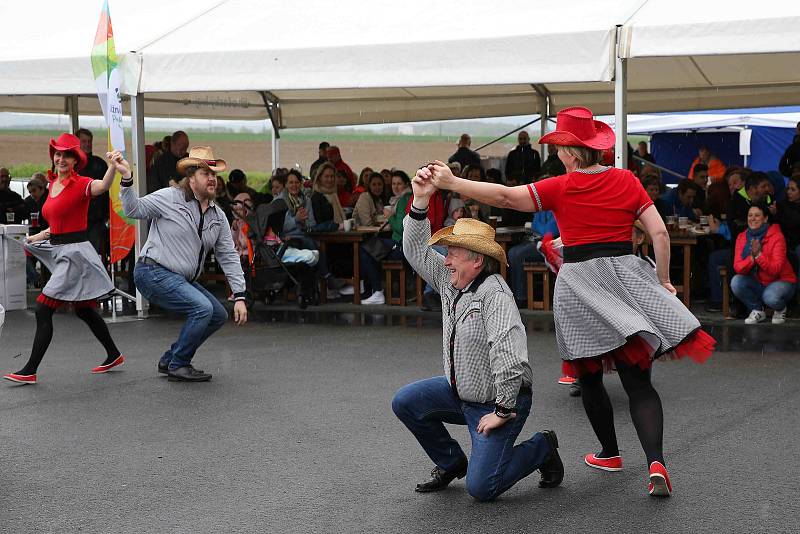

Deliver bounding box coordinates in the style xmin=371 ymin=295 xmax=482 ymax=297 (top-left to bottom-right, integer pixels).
xmin=49 ymin=133 xmax=88 ymax=171
xmin=539 ymin=106 xmax=615 ymax=150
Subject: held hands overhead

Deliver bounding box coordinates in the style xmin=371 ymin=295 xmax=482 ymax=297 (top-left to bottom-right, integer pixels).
xmin=105 ymin=151 xmax=132 ymax=179
xmin=414 ymin=160 xmax=458 ymax=199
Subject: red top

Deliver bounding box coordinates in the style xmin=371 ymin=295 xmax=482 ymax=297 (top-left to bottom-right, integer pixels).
xmin=406 ymin=190 xmax=446 ymax=232
xmin=733 ymin=224 xmax=797 ymax=285
xmin=527 ymin=167 xmax=653 ymax=246
xmin=42 ymin=171 xmax=94 ymax=234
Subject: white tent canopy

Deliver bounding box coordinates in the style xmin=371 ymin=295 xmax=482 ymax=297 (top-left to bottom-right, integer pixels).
xmin=3 ymin=0 xmax=800 ymax=126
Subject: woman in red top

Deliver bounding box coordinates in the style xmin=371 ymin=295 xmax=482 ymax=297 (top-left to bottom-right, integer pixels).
xmin=3 ymin=134 xmax=125 ymax=385
xmin=418 ymin=107 xmax=715 ymax=498
xmin=731 ymin=203 xmax=797 ymax=324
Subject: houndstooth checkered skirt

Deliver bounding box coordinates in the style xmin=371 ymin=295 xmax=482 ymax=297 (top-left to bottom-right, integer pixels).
xmin=25 ymin=240 xmax=114 ymax=302
xmin=553 ymin=255 xmax=701 ymax=361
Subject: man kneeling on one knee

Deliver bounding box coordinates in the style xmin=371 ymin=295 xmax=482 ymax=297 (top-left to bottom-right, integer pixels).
xmin=121 ymin=146 xmax=247 ymax=382
xmin=391 ymin=168 xmax=563 ymax=501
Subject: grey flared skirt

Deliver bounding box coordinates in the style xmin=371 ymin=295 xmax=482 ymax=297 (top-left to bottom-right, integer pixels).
xmin=25 ymin=240 xmax=114 ymax=302
xmin=553 ymin=255 xmax=701 ymax=361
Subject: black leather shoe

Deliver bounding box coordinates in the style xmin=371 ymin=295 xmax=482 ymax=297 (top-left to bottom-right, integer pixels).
xmin=167 ymin=365 xmax=212 ymax=382
xmin=415 ymin=458 xmax=468 ymax=493
xmin=159 ymin=362 xmax=203 ymax=375
xmin=538 ymin=430 xmax=564 ymax=488
xmin=569 ymin=381 xmax=582 ymax=397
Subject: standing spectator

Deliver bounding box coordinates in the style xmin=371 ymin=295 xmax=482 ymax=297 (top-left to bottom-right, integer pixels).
xmin=636 ymin=141 xmax=655 ymax=165
xmin=538 ymin=144 xmax=566 ymax=178
xmin=777 ymin=176 xmax=800 ymax=264
xmin=326 ymin=146 xmax=356 ymax=190
xmin=309 ymin=141 xmax=330 ymax=180
xmin=148 ymin=130 xmax=189 ymax=192
xmin=688 ymin=145 xmax=726 ymax=183
xmin=448 ymin=134 xmax=481 ymax=170
xmin=778 ymin=121 xmax=800 ymax=178
xmin=505 ymin=131 xmax=541 ymax=184
xmin=77 ymin=128 xmax=110 ymax=258
xmin=0 ymin=167 xmax=28 ymax=223
xmin=731 ymin=203 xmax=796 ymax=324
xmin=353 ymin=172 xmax=385 ymax=227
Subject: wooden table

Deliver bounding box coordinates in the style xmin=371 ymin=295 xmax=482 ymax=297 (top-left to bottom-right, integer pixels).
xmin=312 ymin=229 xmax=377 ymax=305
xmin=494 ymin=226 xmax=530 ymax=279
xmin=643 ymin=231 xmax=698 ymax=307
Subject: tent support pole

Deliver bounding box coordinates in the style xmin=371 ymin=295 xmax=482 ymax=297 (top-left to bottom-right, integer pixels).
xmin=614 ymin=26 xmax=628 ymax=170
xmin=261 ymin=91 xmax=281 ymax=170
xmin=67 ymin=96 xmax=79 ymax=134
xmin=539 ymin=96 xmax=548 ymax=160
xmin=130 ymin=92 xmax=149 ymax=317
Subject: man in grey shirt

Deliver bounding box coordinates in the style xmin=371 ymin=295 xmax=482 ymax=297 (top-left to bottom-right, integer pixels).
xmin=116 ymin=147 xmax=247 ymax=382
xmin=391 ymin=167 xmax=563 ymax=501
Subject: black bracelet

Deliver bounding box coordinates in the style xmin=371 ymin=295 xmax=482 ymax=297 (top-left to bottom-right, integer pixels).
xmin=494 ymin=404 xmax=516 ymax=418
xmin=120 ymin=178 xmax=134 ymax=187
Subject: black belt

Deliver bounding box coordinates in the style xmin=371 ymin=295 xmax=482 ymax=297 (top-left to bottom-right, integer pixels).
xmin=519 ymin=384 xmax=532 ymax=396
xmin=50 ymin=231 xmax=88 ymax=245
xmin=563 ymin=241 xmax=632 ymax=263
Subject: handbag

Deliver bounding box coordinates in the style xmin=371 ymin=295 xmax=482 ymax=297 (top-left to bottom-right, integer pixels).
xmin=362 ymin=219 xmax=394 ymax=262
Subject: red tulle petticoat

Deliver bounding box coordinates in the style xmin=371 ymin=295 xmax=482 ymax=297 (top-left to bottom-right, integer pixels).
xmin=562 ymin=328 xmax=716 ymax=378
xmin=37 ymin=294 xmax=98 ymax=310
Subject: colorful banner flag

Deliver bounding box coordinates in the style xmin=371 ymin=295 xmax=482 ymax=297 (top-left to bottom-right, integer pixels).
xmin=92 ymin=0 xmax=135 ymax=264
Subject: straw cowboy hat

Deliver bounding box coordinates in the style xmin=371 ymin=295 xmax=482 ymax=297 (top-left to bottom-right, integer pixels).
xmin=49 ymin=133 xmax=88 ymax=171
xmin=538 ymin=106 xmax=615 ymax=150
xmin=428 ymin=218 xmax=508 ymax=266
xmin=176 ymin=146 xmax=227 ymax=174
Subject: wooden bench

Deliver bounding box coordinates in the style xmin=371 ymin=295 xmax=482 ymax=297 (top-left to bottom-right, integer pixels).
xmin=383 ymin=260 xmax=407 ymax=306
xmin=523 ymin=262 xmax=551 ymax=311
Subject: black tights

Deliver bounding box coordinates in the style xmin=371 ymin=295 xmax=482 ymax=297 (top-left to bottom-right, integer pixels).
xmin=580 ymin=361 xmax=665 ymax=466
xmin=17 ymin=303 xmax=121 ymax=375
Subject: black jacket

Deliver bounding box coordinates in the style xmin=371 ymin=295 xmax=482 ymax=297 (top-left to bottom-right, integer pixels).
xmin=538 ymin=154 xmax=566 ymax=178
xmin=448 ymin=147 xmax=481 ymax=170
xmin=311 ymin=192 xmax=334 ymax=225
xmin=0 ymin=188 xmax=28 ymax=222
xmin=147 ymin=151 xmax=181 ymax=192
xmin=505 ymin=145 xmax=541 ymax=183
xmin=779 ymin=136 xmax=800 ymax=177
xmin=777 ymin=198 xmax=800 ymax=250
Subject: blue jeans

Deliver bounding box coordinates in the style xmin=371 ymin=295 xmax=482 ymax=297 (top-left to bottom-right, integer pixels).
xmin=360 ymin=239 xmax=403 ymax=292
xmin=134 ymin=263 xmax=228 ymax=369
xmin=730 ymin=274 xmax=796 ymax=313
xmin=707 ymin=248 xmax=731 ymax=305
xmin=392 ymin=376 xmax=551 ymax=502
xmin=508 ymin=241 xmax=543 ymax=302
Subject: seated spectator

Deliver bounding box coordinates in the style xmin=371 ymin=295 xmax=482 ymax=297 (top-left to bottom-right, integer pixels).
xmin=485 ymin=168 xmax=503 ymax=184
xmin=446 ymin=161 xmax=462 ymax=177
xmin=24 ymin=174 xmax=49 ymax=287
xmin=658 ymin=179 xmax=699 ymax=221
xmin=0 ymin=167 xmax=28 ymax=223
xmin=353 ymin=172 xmax=385 ymax=227
xmin=279 ymin=170 xmax=315 ymax=246
xmin=689 ymin=145 xmax=727 ymax=182
xmin=215 ymin=175 xmax=234 ymax=224
xmin=705 ymin=181 xmax=731 ymax=221
xmin=722 ymin=166 xmax=748 ymax=195
xmin=231 ymin=192 xmax=255 ymax=258
xmin=635 ymin=141 xmax=655 ymax=170
xmin=228 ymin=169 xmax=270 ymax=207
xmin=641 ymin=176 xmax=663 ymax=204
xmin=728 ymin=171 xmax=772 ymax=243
xmin=444 ymin=198 xmax=465 ymax=227
xmin=690 ymin=163 xmax=709 ymax=212
xmin=336 ymin=169 xmax=355 ymax=208
xmin=380 ymin=168 xmax=393 ymax=204
xmin=270 ymin=174 xmax=286 ymax=197
xmin=355 ymin=171 xmax=412 ymax=305
xmin=776 ymin=176 xmax=800 ymax=266
xmin=354 ymin=166 xmax=374 ymax=198
xmin=310 ymin=162 xmax=345 ymax=232
xmin=731 ymin=203 xmax=796 ymax=324
xmin=461 ymin=165 xmax=491 ymax=220
xmin=326 ymin=146 xmax=356 ymax=190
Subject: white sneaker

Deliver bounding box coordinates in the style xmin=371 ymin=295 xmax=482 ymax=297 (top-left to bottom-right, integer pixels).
xmin=361 ymin=290 xmax=385 ymax=305
xmin=772 ymin=307 xmax=787 ymax=324
xmin=326 ymin=288 xmax=341 ymax=300
xmin=338 ymin=281 xmax=364 ymax=296
xmin=745 ymin=310 xmax=767 ymax=324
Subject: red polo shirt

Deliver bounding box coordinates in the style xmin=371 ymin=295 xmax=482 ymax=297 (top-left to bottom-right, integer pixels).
xmin=42 ymin=172 xmax=94 ymax=234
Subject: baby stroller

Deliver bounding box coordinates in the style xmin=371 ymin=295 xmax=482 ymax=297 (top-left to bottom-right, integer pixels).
xmin=237 ymin=198 xmax=318 ymax=309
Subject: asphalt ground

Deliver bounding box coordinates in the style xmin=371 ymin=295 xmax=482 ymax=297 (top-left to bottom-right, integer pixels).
xmin=0 ymin=306 xmax=797 ymax=534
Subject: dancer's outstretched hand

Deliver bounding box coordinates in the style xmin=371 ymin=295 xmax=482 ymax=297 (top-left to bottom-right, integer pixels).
xmin=477 ymin=411 xmax=515 ymax=436
xmin=233 ymin=300 xmax=248 ymax=325
xmin=430 ymin=160 xmax=458 ymax=191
